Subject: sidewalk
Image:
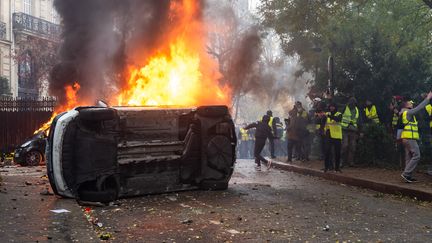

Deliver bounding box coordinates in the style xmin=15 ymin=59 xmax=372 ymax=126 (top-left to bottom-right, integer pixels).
xmin=272 ymin=158 xmax=432 ymax=201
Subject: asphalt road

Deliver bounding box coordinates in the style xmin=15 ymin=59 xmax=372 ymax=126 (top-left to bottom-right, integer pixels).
xmin=1 ymin=160 xmax=432 ymax=242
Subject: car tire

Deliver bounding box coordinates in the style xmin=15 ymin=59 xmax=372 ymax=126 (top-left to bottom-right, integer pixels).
xmin=200 ymin=180 xmax=229 ymax=190
xmin=206 ymin=135 xmax=233 ymax=174
xmin=25 ymin=150 xmax=43 ymax=166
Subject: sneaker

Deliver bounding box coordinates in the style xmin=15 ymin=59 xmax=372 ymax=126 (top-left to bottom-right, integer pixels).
xmin=255 ymin=165 xmax=261 ymax=171
xmin=286 ymin=159 xmax=292 ymax=163
xmin=266 ymin=160 xmax=273 ymax=170
xmin=335 ymin=169 xmax=342 ymax=173
xmin=401 ymin=174 xmax=413 ymax=183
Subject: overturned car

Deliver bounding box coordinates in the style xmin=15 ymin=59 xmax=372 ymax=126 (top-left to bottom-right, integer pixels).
xmin=47 ymin=105 xmax=236 ymax=202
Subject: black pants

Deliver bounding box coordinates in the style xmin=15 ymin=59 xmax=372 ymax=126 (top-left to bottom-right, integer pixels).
xmin=254 ymin=138 xmax=268 ymax=166
xmin=324 ymin=137 xmax=341 ymax=170
xmin=287 ymin=139 xmax=300 ymax=161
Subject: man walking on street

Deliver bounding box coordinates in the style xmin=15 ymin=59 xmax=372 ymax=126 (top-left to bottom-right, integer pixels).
xmin=341 ymin=97 xmax=360 ymax=167
xmin=400 ymin=92 xmax=432 ymax=182
xmin=244 ymin=115 xmax=277 ymax=171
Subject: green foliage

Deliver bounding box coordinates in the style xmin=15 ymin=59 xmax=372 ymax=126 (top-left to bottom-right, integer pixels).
xmin=0 ymin=76 xmax=11 ymax=96
xmin=355 ymin=123 xmax=397 ymax=167
xmin=260 ymin=0 xmax=432 ymax=110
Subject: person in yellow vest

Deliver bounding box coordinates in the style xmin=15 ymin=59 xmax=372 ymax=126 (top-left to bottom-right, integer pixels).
xmin=341 ymin=97 xmax=360 ymax=167
xmin=324 ymin=103 xmax=343 ymax=172
xmin=364 ymin=99 xmax=380 ymax=124
xmin=238 ymin=124 xmax=251 ymax=159
xmin=400 ymin=92 xmax=432 ymax=182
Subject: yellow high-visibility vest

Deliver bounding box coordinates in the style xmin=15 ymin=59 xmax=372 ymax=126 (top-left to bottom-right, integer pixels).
xmin=325 ymin=112 xmax=342 ymax=139
xmin=341 ymin=106 xmax=359 ymax=129
xmin=239 ymin=128 xmax=250 ymax=141
xmin=261 ymin=116 xmax=274 ymax=130
xmin=364 ymin=105 xmax=380 ymax=123
xmin=425 ymin=104 xmax=432 ymax=128
xmin=400 ymin=111 xmax=419 ymax=140
xmin=392 ymin=113 xmax=399 ymax=127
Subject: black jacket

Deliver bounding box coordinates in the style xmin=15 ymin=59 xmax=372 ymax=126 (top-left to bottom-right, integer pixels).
xmin=244 ymin=121 xmax=275 ymax=140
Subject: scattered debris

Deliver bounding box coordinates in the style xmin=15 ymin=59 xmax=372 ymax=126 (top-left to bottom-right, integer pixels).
xmin=181 ymin=219 xmax=193 ymax=224
xmin=50 ymin=209 xmax=71 ymax=214
xmin=25 ymin=181 xmax=32 ymax=186
xmin=322 ymin=225 xmax=330 ymax=231
xmin=166 ymin=195 xmax=178 ymax=201
xmin=209 ymin=220 xmax=221 ymax=225
xmin=40 ymin=188 xmax=54 ymax=196
xmin=99 ymin=232 xmax=112 ymax=240
xmin=226 ymin=229 xmax=240 ymax=234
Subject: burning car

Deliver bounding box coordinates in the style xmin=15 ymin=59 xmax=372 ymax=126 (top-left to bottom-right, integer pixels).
xmin=47 ymin=105 xmax=236 ymax=202
xmin=14 ymin=132 xmax=47 ymax=166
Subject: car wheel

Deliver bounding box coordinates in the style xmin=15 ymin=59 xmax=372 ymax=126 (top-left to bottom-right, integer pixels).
xmin=25 ymin=150 xmax=43 ymax=166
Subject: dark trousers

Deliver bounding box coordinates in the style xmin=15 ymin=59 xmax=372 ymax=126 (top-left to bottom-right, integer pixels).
xmin=287 ymin=139 xmax=300 ymax=161
xmin=324 ymin=137 xmax=341 ymax=170
xmin=269 ymin=138 xmax=275 ymax=158
xmin=254 ymin=138 xmax=268 ymax=166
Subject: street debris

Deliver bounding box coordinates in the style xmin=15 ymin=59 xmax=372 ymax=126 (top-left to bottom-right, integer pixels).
xmin=99 ymin=232 xmax=112 ymax=240
xmin=50 ymin=209 xmax=71 ymax=214
xmin=226 ymin=229 xmax=240 ymax=234
xmin=40 ymin=188 xmax=54 ymax=196
xmin=24 ymin=181 xmax=32 ymax=185
xmin=322 ymin=225 xmax=330 ymax=231
xmin=181 ymin=219 xmax=193 ymax=224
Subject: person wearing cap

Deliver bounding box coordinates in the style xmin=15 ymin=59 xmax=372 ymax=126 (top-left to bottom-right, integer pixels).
xmin=244 ymin=115 xmax=277 ymax=171
xmin=400 ymin=92 xmax=432 ymax=182
xmin=323 ymin=103 xmax=343 ymax=172
xmin=364 ymin=99 xmax=380 ymax=124
xmin=341 ymin=97 xmax=360 ymax=167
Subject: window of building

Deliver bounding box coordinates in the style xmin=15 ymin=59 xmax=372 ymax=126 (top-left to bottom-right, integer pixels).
xmin=23 ymin=0 xmax=32 ymax=15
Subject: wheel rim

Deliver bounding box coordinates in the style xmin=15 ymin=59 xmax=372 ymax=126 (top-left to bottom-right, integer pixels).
xmin=26 ymin=151 xmax=42 ymax=166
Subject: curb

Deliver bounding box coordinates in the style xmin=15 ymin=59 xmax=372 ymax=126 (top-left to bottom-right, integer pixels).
xmin=272 ymin=160 xmax=432 ymax=202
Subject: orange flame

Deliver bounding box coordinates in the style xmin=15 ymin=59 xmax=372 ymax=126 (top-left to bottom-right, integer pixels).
xmin=115 ymin=0 xmax=231 ymax=107
xmin=34 ymin=82 xmax=81 ymax=135
xmin=34 ymin=0 xmax=232 ymax=134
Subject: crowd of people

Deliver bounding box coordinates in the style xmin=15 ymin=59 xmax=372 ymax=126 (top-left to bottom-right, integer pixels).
xmin=238 ymin=91 xmax=432 ymax=182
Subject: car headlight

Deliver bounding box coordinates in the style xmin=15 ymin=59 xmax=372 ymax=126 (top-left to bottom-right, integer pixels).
xmin=21 ymin=141 xmax=32 ymax=147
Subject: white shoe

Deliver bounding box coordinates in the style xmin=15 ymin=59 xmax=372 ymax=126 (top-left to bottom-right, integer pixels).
xmin=267 ymin=160 xmax=272 ymax=170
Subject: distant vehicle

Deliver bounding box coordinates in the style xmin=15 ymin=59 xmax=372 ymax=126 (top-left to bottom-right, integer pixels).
xmin=14 ymin=132 xmax=47 ymax=166
xmin=47 ymin=105 xmax=237 ymax=202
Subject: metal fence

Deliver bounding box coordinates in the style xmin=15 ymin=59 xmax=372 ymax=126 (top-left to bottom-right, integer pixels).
xmin=0 ymin=97 xmax=56 ymax=152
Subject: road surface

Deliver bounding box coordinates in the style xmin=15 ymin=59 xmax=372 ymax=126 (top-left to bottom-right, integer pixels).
xmin=1 ymin=160 xmax=431 ymax=242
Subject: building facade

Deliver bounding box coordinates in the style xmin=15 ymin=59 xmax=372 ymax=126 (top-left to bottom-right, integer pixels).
xmin=0 ymin=0 xmax=60 ymax=98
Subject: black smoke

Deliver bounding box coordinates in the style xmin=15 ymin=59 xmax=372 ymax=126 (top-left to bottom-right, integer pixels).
xmin=51 ymin=0 xmax=204 ymax=104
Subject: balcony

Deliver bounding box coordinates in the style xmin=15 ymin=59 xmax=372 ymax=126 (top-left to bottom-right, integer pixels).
xmin=12 ymin=12 xmax=61 ymax=40
xmin=0 ymin=22 xmax=6 ymax=40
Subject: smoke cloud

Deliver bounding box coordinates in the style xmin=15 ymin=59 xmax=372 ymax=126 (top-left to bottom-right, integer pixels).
xmin=51 ymin=0 xmax=309 ymax=119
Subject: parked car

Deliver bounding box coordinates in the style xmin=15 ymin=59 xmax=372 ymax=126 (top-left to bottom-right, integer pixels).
xmin=14 ymin=132 xmax=47 ymax=166
xmin=46 ymin=105 xmax=237 ymax=202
